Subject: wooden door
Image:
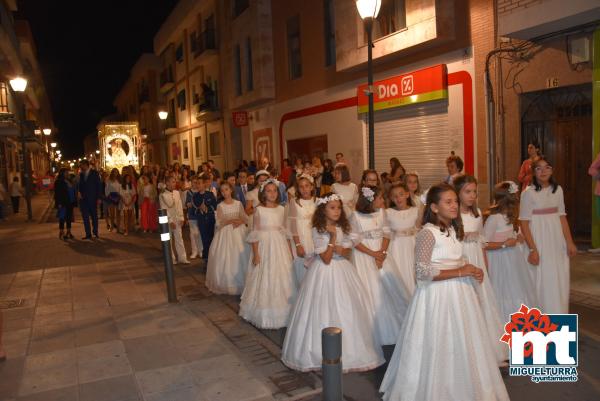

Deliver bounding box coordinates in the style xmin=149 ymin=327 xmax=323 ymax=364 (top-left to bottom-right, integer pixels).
xmin=553 ymin=117 xmax=592 ymax=236
xmin=286 ymin=135 xmax=328 ymax=162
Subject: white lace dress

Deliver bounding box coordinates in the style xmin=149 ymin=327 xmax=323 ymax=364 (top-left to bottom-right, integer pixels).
xmin=239 ymin=205 xmax=297 ymax=329
xmin=380 ymin=224 xmax=510 ymax=401
xmin=287 ymin=198 xmax=316 ymax=284
xmin=461 ymin=211 xmax=506 ymax=365
xmin=332 ymin=182 xmax=358 ymax=217
xmin=205 ymin=200 xmax=250 ymax=295
xmin=519 ymin=185 xmax=570 ymax=314
xmin=350 ymin=210 xmax=407 ymax=346
xmin=281 ymin=227 xmax=385 ymax=372
xmin=484 ymin=213 xmax=539 ymax=319
xmin=386 ymin=206 xmax=419 ymax=298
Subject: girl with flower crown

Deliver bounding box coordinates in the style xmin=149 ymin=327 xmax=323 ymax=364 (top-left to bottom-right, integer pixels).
xmin=454 ymin=175 xmax=506 ymax=366
xmin=281 ymin=193 xmax=384 ymax=372
xmin=484 ymin=181 xmax=538 ymax=320
xmin=380 ymin=183 xmax=509 ymax=401
xmin=239 ymin=179 xmax=297 ymax=329
xmin=349 ymin=185 xmax=407 ymax=346
xmin=519 ymin=157 xmax=577 ymax=314
xmin=287 ymin=174 xmax=316 ymax=284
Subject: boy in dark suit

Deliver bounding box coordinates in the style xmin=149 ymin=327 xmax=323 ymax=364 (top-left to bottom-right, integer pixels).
xmin=77 ymin=160 xmax=102 ymax=239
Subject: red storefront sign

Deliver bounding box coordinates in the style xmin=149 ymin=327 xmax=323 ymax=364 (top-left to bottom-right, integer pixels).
xmin=232 ymin=111 xmax=249 ymax=127
xmin=356 ymin=64 xmax=448 ymax=114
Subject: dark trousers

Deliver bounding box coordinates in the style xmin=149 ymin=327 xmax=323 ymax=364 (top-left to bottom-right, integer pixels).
xmin=59 ymin=205 xmax=74 ymax=230
xmin=11 ymin=196 xmax=20 ymax=213
xmin=198 ymin=214 xmax=215 ymax=259
xmin=80 ymin=201 xmax=98 ymax=236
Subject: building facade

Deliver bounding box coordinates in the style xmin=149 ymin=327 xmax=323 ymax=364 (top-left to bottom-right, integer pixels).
xmin=0 ymin=1 xmax=55 ymax=191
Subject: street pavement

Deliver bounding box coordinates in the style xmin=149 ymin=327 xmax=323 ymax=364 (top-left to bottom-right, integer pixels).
xmin=0 ymin=194 xmax=599 ymax=401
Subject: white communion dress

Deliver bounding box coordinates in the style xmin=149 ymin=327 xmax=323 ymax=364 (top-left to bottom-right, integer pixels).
xmin=386 ymin=206 xmax=419 ymax=299
xmin=519 ymin=185 xmax=570 ymax=314
xmin=281 ymin=227 xmax=385 ymax=372
xmin=332 ymin=182 xmax=358 ymax=217
xmin=380 ymin=224 xmax=510 ymax=401
xmin=239 ymin=205 xmax=297 ymax=329
xmin=287 ymin=198 xmax=316 ymax=284
xmin=483 ymin=213 xmax=539 ymax=319
xmin=205 ymin=200 xmax=250 ymax=295
xmin=350 ymin=209 xmax=407 ymax=346
xmin=461 ymin=210 xmax=506 ymax=365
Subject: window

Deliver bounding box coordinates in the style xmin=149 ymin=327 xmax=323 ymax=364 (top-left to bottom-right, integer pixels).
xmin=245 ymin=37 xmax=253 ymax=91
xmin=324 ymin=0 xmax=336 ymax=67
xmin=192 ymin=85 xmax=199 ymax=104
xmin=168 ymin=98 xmax=176 ymax=127
xmin=287 ymin=15 xmax=302 ymax=79
xmin=233 ymin=0 xmax=249 ymax=18
xmin=183 ymin=139 xmax=189 ymax=159
xmin=209 ymin=131 xmax=221 ymax=156
xmin=0 ymin=82 xmax=8 ymax=113
xmin=176 ymin=43 xmax=184 ymax=62
xmin=372 ymin=0 xmax=406 ymax=40
xmin=190 ymin=31 xmax=198 ymax=54
xmin=177 ymin=90 xmax=186 ymax=111
xmin=194 ymin=136 xmax=202 ymax=158
xmin=234 ymin=44 xmax=242 ymax=96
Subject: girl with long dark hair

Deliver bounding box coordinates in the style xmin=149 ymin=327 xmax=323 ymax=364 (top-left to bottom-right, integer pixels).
xmin=54 ymin=168 xmax=75 ymax=240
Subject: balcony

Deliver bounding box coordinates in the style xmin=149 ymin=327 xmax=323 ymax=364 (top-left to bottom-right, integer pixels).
xmin=138 ymin=87 xmax=150 ymax=105
xmin=159 ymin=66 xmax=174 ymax=92
xmin=0 ymin=113 xmax=18 ymax=137
xmin=194 ymin=29 xmax=218 ymax=59
xmin=195 ymin=86 xmax=220 ymax=122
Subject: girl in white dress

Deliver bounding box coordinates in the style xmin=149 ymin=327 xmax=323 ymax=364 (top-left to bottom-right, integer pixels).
xmin=405 ymin=172 xmax=424 ymax=209
xmin=281 ymin=193 xmax=385 ymax=372
xmin=350 ymin=186 xmax=407 ymax=346
xmin=380 ymin=183 xmax=509 ymax=401
xmin=119 ymin=174 xmax=137 ymax=236
xmin=386 ymin=183 xmax=420 ymax=298
xmin=484 ymin=181 xmax=538 ymax=319
xmin=519 ymin=157 xmax=577 ymax=314
xmin=454 ymin=175 xmax=506 ymax=366
xmin=206 ymin=182 xmax=250 ymax=295
xmin=331 ymin=164 xmax=358 ymax=217
xmin=245 ymin=170 xmax=270 ymax=230
xmin=287 ymin=174 xmax=316 ymax=284
xmin=239 ymin=179 xmax=297 ymax=329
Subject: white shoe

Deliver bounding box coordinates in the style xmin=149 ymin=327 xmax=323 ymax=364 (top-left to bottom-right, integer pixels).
xmin=588 ymin=248 xmax=600 ymax=254
xmin=190 ymin=254 xmax=199 ymax=259
xmin=180 ymin=260 xmax=191 ymax=265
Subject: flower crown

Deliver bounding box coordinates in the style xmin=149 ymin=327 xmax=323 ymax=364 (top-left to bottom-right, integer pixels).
xmin=505 ymin=181 xmax=519 ymax=194
xmin=315 ymin=193 xmax=341 ymax=206
xmin=361 ymin=187 xmax=375 ymax=202
xmin=259 ymin=178 xmax=279 ymax=192
xmin=297 ymin=173 xmax=314 ymax=183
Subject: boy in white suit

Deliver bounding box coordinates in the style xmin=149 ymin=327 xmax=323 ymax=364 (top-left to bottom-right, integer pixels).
xmin=159 ymin=176 xmax=189 ymax=264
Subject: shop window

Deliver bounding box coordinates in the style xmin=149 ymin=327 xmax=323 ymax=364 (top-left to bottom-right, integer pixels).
xmin=324 ymin=0 xmax=336 ymax=67
xmin=246 ymin=37 xmax=253 ymax=91
xmin=194 ymin=136 xmax=202 ymax=158
xmin=287 ymin=15 xmax=302 ymax=79
xmin=234 ymin=44 xmax=242 ymax=96
xmin=183 ymin=139 xmax=189 ymax=159
xmin=209 ymin=131 xmax=221 ymax=156
xmin=372 ymin=0 xmax=406 ymax=41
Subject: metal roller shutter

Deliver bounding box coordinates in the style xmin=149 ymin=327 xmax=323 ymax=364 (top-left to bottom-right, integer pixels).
xmin=373 ymin=100 xmax=454 ymax=189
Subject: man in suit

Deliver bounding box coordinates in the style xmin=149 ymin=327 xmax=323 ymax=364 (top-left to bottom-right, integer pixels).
xmin=78 ymin=160 xmax=102 ymax=239
xmin=234 ymin=169 xmax=249 ymax=206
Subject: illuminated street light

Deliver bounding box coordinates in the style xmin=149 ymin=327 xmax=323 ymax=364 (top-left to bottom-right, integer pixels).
xmin=34 ymin=129 xmax=41 ymax=135
xmin=43 ymin=128 xmax=52 ymax=136
xmin=9 ymin=77 xmax=27 ymax=92
xmin=95 ymin=150 xmax=100 ymax=154
xmin=158 ymin=110 xmax=168 ymax=120
xmin=50 ymin=142 xmax=57 ymax=148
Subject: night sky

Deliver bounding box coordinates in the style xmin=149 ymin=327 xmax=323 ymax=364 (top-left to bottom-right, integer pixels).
xmin=16 ymin=0 xmax=179 ymax=159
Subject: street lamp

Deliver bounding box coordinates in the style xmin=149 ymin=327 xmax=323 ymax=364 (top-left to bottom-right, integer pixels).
xmin=158 ymin=110 xmax=169 ymax=165
xmin=43 ymin=128 xmax=51 ymax=136
xmin=50 ymin=142 xmax=57 ymax=148
xmin=356 ymin=0 xmax=381 ymax=169
xmin=9 ymin=76 xmax=33 ymax=221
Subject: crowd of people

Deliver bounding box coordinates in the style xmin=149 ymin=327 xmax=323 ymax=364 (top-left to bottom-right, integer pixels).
xmin=40 ymin=147 xmax=582 ymax=399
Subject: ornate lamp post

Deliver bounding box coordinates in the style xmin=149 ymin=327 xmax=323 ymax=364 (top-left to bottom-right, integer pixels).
xmin=355 ymin=0 xmax=381 ymax=169
xmin=158 ymin=110 xmax=169 ymax=166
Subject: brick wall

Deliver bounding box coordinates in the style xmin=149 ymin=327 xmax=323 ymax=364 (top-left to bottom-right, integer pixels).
xmin=497 ymin=0 xmax=544 ymax=16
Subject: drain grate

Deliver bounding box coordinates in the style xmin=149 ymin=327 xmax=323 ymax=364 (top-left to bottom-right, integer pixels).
xmin=0 ymin=298 xmax=26 ymax=309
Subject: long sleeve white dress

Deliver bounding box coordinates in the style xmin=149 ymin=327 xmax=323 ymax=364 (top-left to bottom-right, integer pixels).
xmin=287 ymin=198 xmax=316 ymax=284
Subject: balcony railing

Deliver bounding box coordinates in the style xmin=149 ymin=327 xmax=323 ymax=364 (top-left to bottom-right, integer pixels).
xmin=159 ymin=67 xmax=174 ymax=88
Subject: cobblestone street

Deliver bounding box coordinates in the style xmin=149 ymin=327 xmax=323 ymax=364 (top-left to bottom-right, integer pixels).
xmin=1 ymin=196 xmax=600 ymax=401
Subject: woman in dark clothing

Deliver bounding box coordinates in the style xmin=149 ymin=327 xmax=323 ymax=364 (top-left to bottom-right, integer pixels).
xmin=54 ymin=168 xmax=75 ymax=240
